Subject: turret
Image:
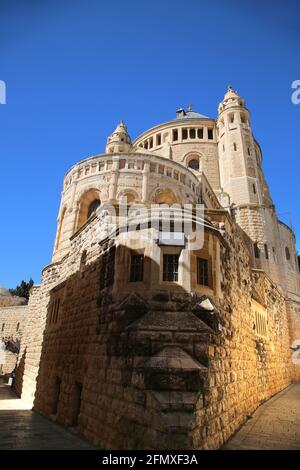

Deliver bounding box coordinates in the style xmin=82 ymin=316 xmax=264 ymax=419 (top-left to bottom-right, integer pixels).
xmin=105 ymin=120 xmax=132 ymax=154
xmin=217 ymin=85 xmax=261 ymax=206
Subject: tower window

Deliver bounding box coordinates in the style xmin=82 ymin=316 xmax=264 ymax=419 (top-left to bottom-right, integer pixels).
xmin=254 ymin=243 xmax=260 ymax=259
xmin=247 ymin=147 xmax=251 ymax=156
xmin=144 ymin=141 xmax=148 ymax=149
xmin=156 ymin=134 xmax=161 ymax=146
xmin=16 ymin=322 xmax=20 ymax=332
xmin=197 ymin=258 xmax=209 ymax=286
xmin=130 ymin=255 xmax=144 ymax=282
xmin=190 ymin=128 xmax=196 ymax=139
xmin=182 ymin=128 xmax=188 ymax=140
xmin=188 ymin=159 xmax=199 ymax=171
xmin=241 ymin=114 xmax=246 ymax=124
xmin=253 ymin=184 xmax=257 ymax=194
xmin=197 ymin=128 xmax=203 ymax=139
xmin=264 ymin=244 xmax=269 ymax=260
xmin=233 ymin=142 xmax=237 ymax=151
xmin=208 ymin=128 xmax=213 ymax=140
xmin=223 ymin=144 xmax=225 ymax=152
xmin=285 ymin=247 xmax=291 ymax=260
xmin=229 ymin=113 xmax=234 ymax=123
xmin=1 ymin=323 xmax=4 ymax=332
xmin=172 ymin=129 xmax=178 ymax=141
xmin=163 ymin=254 xmax=179 ymax=282
xmin=149 ymin=138 xmax=153 ymax=149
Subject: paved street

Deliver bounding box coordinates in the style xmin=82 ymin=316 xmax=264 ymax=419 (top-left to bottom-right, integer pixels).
xmin=0 ymin=378 xmax=96 ymax=450
xmin=1 ymin=377 xmax=300 ymax=450
xmin=223 ymin=384 xmax=300 ymax=450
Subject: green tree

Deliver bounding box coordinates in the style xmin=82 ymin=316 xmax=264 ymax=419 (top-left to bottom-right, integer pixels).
xmin=9 ymin=278 xmax=34 ymax=300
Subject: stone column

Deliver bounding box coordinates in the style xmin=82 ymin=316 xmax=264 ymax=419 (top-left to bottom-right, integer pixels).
xmin=142 ymin=162 xmax=150 ymax=202
xmin=109 ymin=159 xmax=119 ymax=200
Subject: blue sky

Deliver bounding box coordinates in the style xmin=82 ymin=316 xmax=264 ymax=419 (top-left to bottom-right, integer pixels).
xmin=0 ymin=0 xmax=299 ymax=288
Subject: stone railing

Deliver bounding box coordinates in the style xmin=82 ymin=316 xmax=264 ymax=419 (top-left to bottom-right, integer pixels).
xmin=63 ymin=153 xmax=201 ymax=195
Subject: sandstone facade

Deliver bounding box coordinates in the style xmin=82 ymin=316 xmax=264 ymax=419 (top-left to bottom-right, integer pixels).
xmin=0 ymin=288 xmax=28 ymax=375
xmin=14 ymin=87 xmax=300 ymax=449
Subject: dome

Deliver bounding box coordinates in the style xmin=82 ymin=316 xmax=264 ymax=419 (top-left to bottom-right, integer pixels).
xmin=0 ymin=285 xmax=11 ymax=296
xmin=223 ymin=85 xmax=239 ymax=101
xmin=218 ymin=85 xmax=246 ymax=113
xmin=174 ymin=106 xmax=210 ymax=120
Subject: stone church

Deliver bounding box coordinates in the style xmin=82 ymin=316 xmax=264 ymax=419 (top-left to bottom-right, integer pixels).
xmin=13 ymin=86 xmax=300 ymax=449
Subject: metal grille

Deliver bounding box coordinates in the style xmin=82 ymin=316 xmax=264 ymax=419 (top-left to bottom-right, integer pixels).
xmin=163 ymin=254 xmax=179 ymax=282
xmin=130 ymin=255 xmax=144 ymax=282
xmin=197 ymin=258 xmax=209 ymax=286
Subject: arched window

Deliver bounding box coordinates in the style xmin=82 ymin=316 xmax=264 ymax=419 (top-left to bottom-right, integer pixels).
xmin=119 ymin=191 xmax=137 ymax=204
xmin=188 ymin=159 xmax=199 ymax=171
xmin=76 ymin=189 xmax=101 ymax=230
xmin=285 ymin=246 xmax=291 ymax=260
xmin=87 ymin=199 xmax=100 ymax=219
xmin=154 ymin=188 xmax=178 ymax=204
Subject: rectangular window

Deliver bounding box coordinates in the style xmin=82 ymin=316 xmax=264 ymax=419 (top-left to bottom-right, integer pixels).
xmin=208 ymin=128 xmax=213 ymax=140
xmin=1 ymin=323 xmax=4 ymax=332
xmin=254 ymin=243 xmax=260 ymax=259
xmin=264 ymin=244 xmax=269 ymax=260
xmin=163 ymin=254 xmax=179 ymax=282
xmin=182 ymin=128 xmax=188 ymax=140
xmin=130 ymin=255 xmax=144 ymax=282
xmin=190 ymin=128 xmax=196 ymax=139
xmin=172 ymin=129 xmax=178 ymax=141
xmin=253 ymin=183 xmax=257 ymax=194
xmin=156 ymin=134 xmax=161 ymax=146
xmin=149 ymin=138 xmax=153 ymax=149
xmin=197 ymin=128 xmax=203 ymax=139
xmin=100 ymin=246 xmax=116 ymax=289
xmin=197 ymin=258 xmax=209 ymax=286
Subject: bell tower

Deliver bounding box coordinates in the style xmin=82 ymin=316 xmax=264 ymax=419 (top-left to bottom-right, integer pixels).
xmin=217 ymin=86 xmax=284 ymax=284
xmin=217 ymin=86 xmax=262 ymax=206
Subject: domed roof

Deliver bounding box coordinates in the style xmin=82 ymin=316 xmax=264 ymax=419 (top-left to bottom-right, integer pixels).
xmin=223 ymin=85 xmax=239 ymax=100
xmin=0 ymin=285 xmax=11 ymax=296
xmin=174 ymin=105 xmax=210 ymax=120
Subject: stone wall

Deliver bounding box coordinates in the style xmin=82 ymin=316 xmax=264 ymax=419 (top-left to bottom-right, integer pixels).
xmin=15 ymin=210 xmax=297 ymax=450
xmin=0 ymin=305 xmax=28 ymax=375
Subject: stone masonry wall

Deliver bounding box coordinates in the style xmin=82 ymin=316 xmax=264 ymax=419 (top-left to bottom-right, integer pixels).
xmin=16 ymin=213 xmax=296 ymax=450
xmin=0 ymin=305 xmax=28 ymax=375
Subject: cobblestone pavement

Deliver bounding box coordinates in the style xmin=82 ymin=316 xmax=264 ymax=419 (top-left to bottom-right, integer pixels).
xmin=0 ymin=378 xmax=96 ymax=449
xmin=223 ymin=384 xmax=300 ymax=450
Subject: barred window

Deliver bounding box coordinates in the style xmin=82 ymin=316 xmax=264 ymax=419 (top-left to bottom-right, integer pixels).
xmin=163 ymin=254 xmax=179 ymax=282
xmin=264 ymin=244 xmax=269 ymax=260
xmin=99 ymin=245 xmax=116 ymax=290
xmin=254 ymin=243 xmax=260 ymax=259
xmin=197 ymin=258 xmax=209 ymax=286
xmin=130 ymin=255 xmax=144 ymax=282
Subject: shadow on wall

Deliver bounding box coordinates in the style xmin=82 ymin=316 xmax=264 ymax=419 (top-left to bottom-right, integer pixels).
xmin=31 ymin=243 xmax=220 ymax=449
xmin=13 ymin=347 xmax=27 ymax=398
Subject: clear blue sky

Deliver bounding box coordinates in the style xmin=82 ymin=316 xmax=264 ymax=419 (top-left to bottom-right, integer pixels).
xmin=0 ymin=0 xmax=299 ymax=288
